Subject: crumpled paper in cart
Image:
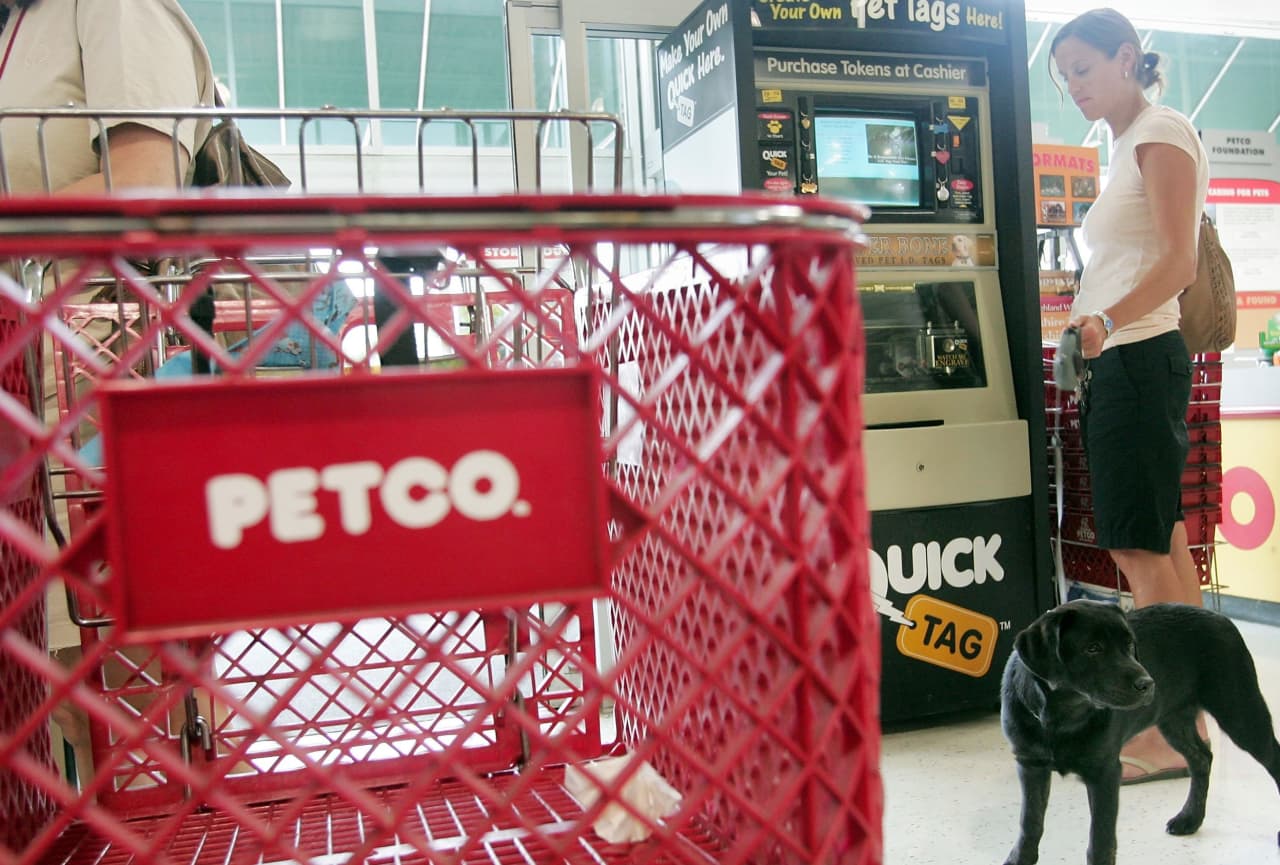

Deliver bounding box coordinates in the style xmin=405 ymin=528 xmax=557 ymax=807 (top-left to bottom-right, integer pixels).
xmin=564 ymin=755 xmax=682 ymax=843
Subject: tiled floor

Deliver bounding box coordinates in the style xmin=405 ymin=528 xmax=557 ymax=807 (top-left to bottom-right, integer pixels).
xmin=882 ymin=615 xmax=1280 ymax=865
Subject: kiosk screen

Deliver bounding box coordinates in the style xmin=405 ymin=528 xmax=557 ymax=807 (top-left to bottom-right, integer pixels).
xmin=814 ymin=114 xmax=922 ymax=208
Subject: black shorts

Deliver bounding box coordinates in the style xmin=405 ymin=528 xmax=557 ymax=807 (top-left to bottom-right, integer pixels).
xmin=1079 ymin=330 xmax=1191 ymax=553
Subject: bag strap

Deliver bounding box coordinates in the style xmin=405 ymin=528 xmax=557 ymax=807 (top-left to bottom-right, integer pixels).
xmin=0 ymin=8 xmax=28 ymax=82
xmin=182 ymin=89 xmax=235 ymax=187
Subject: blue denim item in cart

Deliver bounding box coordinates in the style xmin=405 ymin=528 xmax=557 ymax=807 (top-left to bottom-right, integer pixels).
xmin=78 ymin=282 xmax=357 ymax=465
xmin=231 ymin=281 xmax=358 ymax=369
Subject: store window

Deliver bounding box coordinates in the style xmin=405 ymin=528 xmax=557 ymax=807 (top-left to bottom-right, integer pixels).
xmin=422 ymin=1 xmax=507 ymax=110
xmin=184 ymin=0 xmax=279 ymax=107
xmin=374 ymin=0 xmax=425 ymax=111
xmin=183 ymin=0 xmax=510 ymax=149
xmin=184 ymin=0 xmax=282 ymax=142
xmin=281 ymin=0 xmax=369 ymax=109
xmin=529 ymin=33 xmax=663 ymax=193
xmin=416 ymin=0 xmax=511 ymax=147
xmin=1162 ymin=34 xmax=1280 ymax=132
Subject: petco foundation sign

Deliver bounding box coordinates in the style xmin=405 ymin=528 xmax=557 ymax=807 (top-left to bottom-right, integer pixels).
xmin=99 ymin=369 xmax=608 ymax=638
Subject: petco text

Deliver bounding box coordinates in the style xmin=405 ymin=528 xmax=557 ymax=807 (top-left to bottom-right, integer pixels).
xmin=206 ymin=450 xmax=528 ymax=549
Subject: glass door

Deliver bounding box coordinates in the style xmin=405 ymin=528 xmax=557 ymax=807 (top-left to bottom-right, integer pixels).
xmin=505 ymin=0 xmax=695 ymax=194
xmin=504 ymin=1 xmax=696 ymax=680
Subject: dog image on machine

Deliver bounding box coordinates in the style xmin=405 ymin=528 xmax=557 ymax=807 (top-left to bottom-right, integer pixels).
xmin=1000 ymin=600 xmax=1280 ymax=865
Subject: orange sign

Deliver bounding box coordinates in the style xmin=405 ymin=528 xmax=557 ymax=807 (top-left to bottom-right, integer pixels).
xmin=895 ymin=594 xmax=999 ymax=678
xmin=1033 ymin=144 xmax=1100 ymax=228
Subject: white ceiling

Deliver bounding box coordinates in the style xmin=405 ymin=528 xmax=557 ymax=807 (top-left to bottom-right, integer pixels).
xmin=1025 ymin=1 xmax=1280 ymax=39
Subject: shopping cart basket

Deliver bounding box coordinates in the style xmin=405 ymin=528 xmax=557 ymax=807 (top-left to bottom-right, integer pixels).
xmin=0 ymin=191 xmax=876 ymax=865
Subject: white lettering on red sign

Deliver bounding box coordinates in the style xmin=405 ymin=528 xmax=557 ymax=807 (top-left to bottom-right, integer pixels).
xmin=206 ymin=450 xmax=528 ymax=549
xmin=869 ymin=534 xmax=1005 ymax=596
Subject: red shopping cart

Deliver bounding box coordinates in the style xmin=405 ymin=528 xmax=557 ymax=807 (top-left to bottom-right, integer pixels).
xmin=1 ymin=173 xmax=875 ymax=865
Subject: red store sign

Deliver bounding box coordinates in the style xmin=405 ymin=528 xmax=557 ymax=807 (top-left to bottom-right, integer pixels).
xmin=99 ymin=369 xmax=609 ymax=639
xmin=1207 ymin=178 xmax=1280 ymax=204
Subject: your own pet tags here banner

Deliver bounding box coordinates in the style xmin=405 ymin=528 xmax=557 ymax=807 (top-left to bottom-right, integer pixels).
xmin=752 ymin=0 xmax=1010 ymax=42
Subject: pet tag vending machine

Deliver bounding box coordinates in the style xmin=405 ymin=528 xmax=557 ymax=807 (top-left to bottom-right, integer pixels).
xmin=658 ymin=0 xmax=1054 ymax=722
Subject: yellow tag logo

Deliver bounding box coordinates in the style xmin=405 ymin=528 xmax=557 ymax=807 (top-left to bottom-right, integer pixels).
xmin=896 ymin=595 xmax=998 ymax=677
xmin=948 ymin=96 xmax=967 ymax=110
xmin=762 ymin=89 xmax=783 ymax=104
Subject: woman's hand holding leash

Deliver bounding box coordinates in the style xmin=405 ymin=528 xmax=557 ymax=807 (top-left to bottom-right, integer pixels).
xmin=1068 ymin=313 xmax=1109 ymax=359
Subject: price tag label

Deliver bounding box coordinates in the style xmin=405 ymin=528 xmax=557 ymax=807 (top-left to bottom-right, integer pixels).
xmin=676 ymin=95 xmax=696 ymax=128
xmin=895 ymin=595 xmax=999 ymax=678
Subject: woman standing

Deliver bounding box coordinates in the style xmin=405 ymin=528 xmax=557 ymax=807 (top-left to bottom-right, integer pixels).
xmin=1051 ymin=8 xmax=1209 ymax=782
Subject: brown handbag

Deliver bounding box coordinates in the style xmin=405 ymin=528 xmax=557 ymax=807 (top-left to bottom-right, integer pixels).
xmin=188 ymin=120 xmax=291 ymax=188
xmin=187 ymin=94 xmax=291 ymax=189
xmin=1178 ymin=212 xmax=1236 ymax=353
xmin=189 ymin=122 xmax=290 ymax=188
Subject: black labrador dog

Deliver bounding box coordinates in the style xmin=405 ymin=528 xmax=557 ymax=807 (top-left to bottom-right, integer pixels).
xmin=1001 ymin=600 xmax=1280 ymax=865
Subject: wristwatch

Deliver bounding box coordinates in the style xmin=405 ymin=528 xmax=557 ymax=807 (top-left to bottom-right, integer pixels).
xmin=1090 ymin=309 xmax=1115 ymax=337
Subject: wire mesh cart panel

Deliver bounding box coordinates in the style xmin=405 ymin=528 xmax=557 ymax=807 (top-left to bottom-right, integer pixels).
xmin=0 ymin=192 xmax=876 ymax=865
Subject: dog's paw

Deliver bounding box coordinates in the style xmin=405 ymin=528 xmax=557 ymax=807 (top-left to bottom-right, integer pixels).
xmin=1165 ymin=811 xmax=1204 ymax=836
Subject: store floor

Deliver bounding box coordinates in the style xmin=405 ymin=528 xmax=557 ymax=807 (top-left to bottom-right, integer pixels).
xmin=882 ymin=616 xmax=1280 ymax=865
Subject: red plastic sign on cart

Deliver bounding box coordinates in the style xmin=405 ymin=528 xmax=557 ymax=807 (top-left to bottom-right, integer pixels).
xmin=99 ymin=368 xmax=610 ymax=639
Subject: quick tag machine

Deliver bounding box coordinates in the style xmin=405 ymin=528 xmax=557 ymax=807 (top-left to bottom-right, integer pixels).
xmin=658 ymin=0 xmax=1053 ymax=722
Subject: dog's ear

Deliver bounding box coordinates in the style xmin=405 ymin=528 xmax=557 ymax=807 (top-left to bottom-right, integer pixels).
xmin=1109 ymin=604 xmax=1139 ymax=661
xmin=1015 ymin=606 xmax=1075 ymax=681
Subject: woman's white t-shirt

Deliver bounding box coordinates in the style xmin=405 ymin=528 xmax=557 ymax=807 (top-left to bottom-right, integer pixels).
xmin=1073 ymin=104 xmax=1209 ymax=349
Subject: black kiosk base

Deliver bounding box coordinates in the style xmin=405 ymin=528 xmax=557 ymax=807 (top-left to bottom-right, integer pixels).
xmin=872 ymin=499 xmax=1041 ymax=723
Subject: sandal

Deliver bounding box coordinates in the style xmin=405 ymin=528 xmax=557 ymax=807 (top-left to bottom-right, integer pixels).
xmin=1119 ymin=754 xmax=1191 ymax=786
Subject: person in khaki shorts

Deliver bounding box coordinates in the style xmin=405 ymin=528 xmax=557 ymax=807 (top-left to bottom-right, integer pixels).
xmin=1 ymin=0 xmax=216 ymax=789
